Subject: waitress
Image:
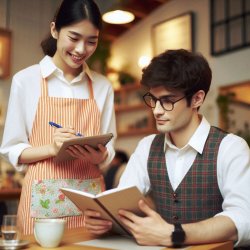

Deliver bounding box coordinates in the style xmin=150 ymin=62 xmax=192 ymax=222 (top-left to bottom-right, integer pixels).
xmin=0 ymin=0 xmax=116 ymax=235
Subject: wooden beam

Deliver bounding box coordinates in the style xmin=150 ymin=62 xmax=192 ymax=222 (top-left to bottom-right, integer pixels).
xmin=100 ymin=0 xmax=169 ymax=41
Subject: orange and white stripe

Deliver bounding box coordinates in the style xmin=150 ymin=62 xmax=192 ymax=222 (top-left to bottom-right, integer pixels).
xmin=18 ymin=77 xmax=104 ymax=235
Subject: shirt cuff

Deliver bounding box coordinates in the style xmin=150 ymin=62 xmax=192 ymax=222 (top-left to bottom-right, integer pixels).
xmin=9 ymin=143 xmax=31 ymax=171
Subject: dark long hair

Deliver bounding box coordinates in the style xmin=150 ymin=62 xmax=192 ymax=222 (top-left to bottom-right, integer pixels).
xmin=41 ymin=0 xmax=102 ymax=57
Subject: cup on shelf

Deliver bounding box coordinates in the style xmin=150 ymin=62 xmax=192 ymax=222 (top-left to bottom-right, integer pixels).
xmin=34 ymin=218 xmax=66 ymax=248
xmin=1 ymin=214 xmax=21 ymax=242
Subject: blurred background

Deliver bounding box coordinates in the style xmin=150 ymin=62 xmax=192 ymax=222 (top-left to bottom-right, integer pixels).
xmin=0 ymin=0 xmax=250 ymax=216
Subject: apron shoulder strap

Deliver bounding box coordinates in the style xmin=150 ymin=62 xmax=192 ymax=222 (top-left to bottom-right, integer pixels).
xmin=41 ymin=78 xmax=48 ymax=97
xmin=86 ymin=75 xmax=94 ymax=99
xmin=41 ymin=74 xmax=93 ymax=99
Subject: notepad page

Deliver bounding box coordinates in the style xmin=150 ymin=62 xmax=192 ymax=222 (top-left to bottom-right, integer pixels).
xmin=76 ymin=235 xmax=168 ymax=250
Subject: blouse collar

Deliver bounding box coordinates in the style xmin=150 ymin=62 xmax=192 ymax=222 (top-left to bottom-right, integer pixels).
xmin=39 ymin=55 xmax=93 ymax=83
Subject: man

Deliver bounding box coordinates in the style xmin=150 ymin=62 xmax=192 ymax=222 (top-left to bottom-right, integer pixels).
xmin=84 ymin=49 xmax=250 ymax=248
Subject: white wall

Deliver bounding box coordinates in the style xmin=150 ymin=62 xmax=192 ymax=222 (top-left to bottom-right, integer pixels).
xmin=1 ymin=0 xmax=61 ymax=74
xmin=109 ymin=0 xmax=250 ymax=154
xmin=0 ymin=0 xmax=61 ymax=137
xmin=0 ymin=0 xmax=250 ymax=156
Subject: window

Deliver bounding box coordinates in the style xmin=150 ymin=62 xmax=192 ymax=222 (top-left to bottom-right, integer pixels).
xmin=210 ymin=0 xmax=250 ymax=55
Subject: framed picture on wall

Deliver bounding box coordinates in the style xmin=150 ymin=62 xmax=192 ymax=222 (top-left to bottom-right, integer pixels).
xmin=0 ymin=28 xmax=12 ymax=79
xmin=152 ymin=12 xmax=194 ymax=56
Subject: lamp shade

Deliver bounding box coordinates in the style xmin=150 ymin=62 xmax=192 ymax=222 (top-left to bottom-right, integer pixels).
xmin=102 ymin=10 xmax=135 ymax=24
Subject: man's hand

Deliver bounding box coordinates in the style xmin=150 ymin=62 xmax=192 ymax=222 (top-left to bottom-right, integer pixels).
xmin=118 ymin=200 xmax=173 ymax=246
xmin=84 ymin=209 xmax=113 ymax=235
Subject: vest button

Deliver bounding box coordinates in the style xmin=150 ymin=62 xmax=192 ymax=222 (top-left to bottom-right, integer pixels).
xmin=173 ymin=193 xmax=178 ymax=202
xmin=172 ymin=215 xmax=179 ymax=220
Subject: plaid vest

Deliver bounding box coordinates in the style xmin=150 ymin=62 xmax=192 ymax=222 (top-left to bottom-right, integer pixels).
xmin=148 ymin=126 xmax=226 ymax=224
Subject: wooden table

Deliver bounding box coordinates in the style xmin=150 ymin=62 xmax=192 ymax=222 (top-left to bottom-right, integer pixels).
xmin=23 ymin=227 xmax=233 ymax=250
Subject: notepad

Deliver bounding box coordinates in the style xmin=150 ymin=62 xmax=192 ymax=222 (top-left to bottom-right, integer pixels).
xmin=76 ymin=235 xmax=165 ymax=250
xmin=55 ymin=133 xmax=113 ymax=162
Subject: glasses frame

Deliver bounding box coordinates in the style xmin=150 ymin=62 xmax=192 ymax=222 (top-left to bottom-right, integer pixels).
xmin=143 ymin=92 xmax=189 ymax=111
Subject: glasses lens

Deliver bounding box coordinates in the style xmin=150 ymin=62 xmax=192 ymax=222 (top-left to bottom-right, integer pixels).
xmin=161 ymin=99 xmax=173 ymax=111
xmin=143 ymin=94 xmax=155 ymax=108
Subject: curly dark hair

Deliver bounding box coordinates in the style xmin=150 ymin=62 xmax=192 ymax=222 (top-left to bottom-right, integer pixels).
xmin=141 ymin=49 xmax=212 ymax=105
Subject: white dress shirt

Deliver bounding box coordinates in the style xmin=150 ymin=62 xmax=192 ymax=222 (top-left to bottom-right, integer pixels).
xmin=118 ymin=116 xmax=250 ymax=247
xmin=0 ymin=56 xmax=116 ymax=170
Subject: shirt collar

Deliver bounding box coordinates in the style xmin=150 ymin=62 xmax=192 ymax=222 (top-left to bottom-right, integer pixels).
xmin=188 ymin=116 xmax=211 ymax=154
xmin=164 ymin=116 xmax=211 ymax=154
xmin=39 ymin=56 xmax=57 ymax=78
xmin=39 ymin=55 xmax=93 ymax=82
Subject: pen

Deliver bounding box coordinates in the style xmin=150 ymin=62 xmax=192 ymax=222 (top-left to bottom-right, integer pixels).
xmin=49 ymin=121 xmax=83 ymax=136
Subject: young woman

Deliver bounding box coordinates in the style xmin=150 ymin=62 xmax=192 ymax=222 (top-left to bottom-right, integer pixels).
xmin=0 ymin=0 xmax=116 ymax=234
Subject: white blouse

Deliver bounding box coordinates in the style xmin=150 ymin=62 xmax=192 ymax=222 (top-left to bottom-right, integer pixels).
xmin=0 ymin=56 xmax=116 ymax=170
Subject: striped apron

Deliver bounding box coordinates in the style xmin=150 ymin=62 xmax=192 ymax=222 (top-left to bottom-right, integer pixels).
xmin=17 ymin=76 xmax=104 ymax=235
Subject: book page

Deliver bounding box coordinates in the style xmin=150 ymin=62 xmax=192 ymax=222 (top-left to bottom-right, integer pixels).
xmin=61 ymin=187 xmax=96 ymax=198
xmin=60 ymin=187 xmax=128 ymax=235
xmin=96 ymin=185 xmax=136 ymax=197
xmin=96 ymin=186 xmax=146 ymax=232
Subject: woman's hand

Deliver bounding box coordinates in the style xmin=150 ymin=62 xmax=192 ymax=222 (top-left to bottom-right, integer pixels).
xmin=66 ymin=144 xmax=108 ymax=165
xmin=18 ymin=126 xmax=78 ymax=164
xmin=51 ymin=126 xmax=78 ymax=156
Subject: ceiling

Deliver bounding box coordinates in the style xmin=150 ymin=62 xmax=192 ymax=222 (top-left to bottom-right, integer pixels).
xmin=94 ymin=0 xmax=171 ymax=42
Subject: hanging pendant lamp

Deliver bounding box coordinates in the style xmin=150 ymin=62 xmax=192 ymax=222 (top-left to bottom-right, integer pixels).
xmin=102 ymin=1 xmax=135 ymax=25
xmin=102 ymin=10 xmax=135 ymax=24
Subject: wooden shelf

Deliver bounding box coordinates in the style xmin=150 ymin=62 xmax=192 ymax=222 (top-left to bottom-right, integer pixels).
xmin=115 ymin=104 xmax=145 ymax=112
xmin=114 ymin=82 xmax=142 ymax=92
xmin=115 ymin=84 xmax=156 ymax=138
xmin=0 ymin=188 xmax=21 ymax=201
xmin=231 ymin=99 xmax=250 ymax=108
xmin=219 ymin=80 xmax=250 ymax=106
xmin=118 ymin=128 xmax=157 ymax=137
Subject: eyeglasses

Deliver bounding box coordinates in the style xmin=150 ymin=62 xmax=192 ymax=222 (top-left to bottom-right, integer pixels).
xmin=143 ymin=92 xmax=188 ymax=111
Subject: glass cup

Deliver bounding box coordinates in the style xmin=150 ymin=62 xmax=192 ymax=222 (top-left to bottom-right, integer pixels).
xmin=1 ymin=215 xmax=20 ymax=242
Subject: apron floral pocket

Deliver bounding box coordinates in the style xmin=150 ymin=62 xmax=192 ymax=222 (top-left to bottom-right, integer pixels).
xmin=31 ymin=178 xmax=102 ymax=218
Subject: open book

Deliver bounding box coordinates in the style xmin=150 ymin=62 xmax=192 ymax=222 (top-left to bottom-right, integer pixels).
xmin=55 ymin=133 xmax=113 ymax=162
xmin=60 ymin=186 xmax=146 ymax=235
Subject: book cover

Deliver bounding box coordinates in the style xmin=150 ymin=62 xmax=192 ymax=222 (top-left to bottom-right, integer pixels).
xmin=60 ymin=186 xmax=146 ymax=235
